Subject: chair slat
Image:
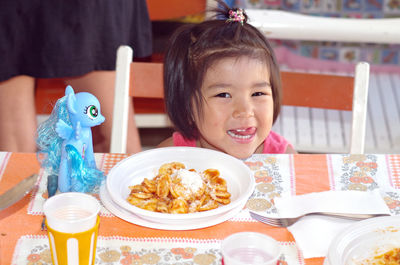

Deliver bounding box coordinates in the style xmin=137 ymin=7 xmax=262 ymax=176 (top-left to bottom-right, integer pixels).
xmin=341 ymin=111 xmax=352 ymax=150
xmin=130 ymin=62 xmax=164 ymax=98
xmin=390 ymin=74 xmax=400 ymax=149
xmin=280 ymin=71 xmax=354 ymax=111
xmin=295 ymin=107 xmax=312 ymax=149
xmin=378 ymin=73 xmax=399 ymax=146
xmin=368 ymin=74 xmax=391 ymax=150
xmin=326 ymin=109 xmax=344 ymax=150
xmin=364 ymin=104 xmax=376 ymax=152
xmin=392 ymin=74 xmax=400 ymax=114
xmin=280 ymin=106 xmax=297 ymax=147
xmin=311 ymin=108 xmax=328 ymax=150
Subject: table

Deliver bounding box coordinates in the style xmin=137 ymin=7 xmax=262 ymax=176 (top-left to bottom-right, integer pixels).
xmin=1 ymin=152 xmax=400 ymax=264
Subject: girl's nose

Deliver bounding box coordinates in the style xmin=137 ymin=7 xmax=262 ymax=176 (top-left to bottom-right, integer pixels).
xmin=232 ymin=98 xmax=254 ymax=118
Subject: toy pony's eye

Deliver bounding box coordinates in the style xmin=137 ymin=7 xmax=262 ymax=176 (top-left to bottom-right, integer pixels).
xmin=85 ymin=105 xmax=98 ymax=119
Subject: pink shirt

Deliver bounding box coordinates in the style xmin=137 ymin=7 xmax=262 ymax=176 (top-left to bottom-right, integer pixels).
xmin=172 ymin=131 xmax=291 ymax=154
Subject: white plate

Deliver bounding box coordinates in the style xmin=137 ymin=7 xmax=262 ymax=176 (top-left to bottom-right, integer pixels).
xmin=325 ymin=215 xmax=400 ymax=265
xmin=100 ymin=184 xmax=244 ymax=230
xmin=106 ymin=147 xmax=254 ymax=224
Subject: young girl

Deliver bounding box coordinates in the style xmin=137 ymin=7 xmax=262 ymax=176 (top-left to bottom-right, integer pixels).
xmin=158 ymin=2 xmax=296 ymax=159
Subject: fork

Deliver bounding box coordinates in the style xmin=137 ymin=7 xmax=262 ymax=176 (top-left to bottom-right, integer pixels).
xmin=250 ymin=211 xmax=390 ymax=227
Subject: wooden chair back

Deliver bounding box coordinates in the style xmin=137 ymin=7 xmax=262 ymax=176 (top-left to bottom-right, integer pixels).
xmin=129 ymin=62 xmax=355 ymax=110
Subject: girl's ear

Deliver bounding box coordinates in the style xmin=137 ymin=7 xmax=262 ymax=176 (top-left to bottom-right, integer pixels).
xmin=65 ymin=85 xmax=77 ymax=114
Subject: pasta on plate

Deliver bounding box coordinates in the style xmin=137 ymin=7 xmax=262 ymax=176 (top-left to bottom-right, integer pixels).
xmin=359 ymin=248 xmax=400 ymax=265
xmin=126 ymin=162 xmax=231 ymax=214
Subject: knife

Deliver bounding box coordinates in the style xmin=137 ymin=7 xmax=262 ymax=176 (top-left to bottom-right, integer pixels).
xmin=0 ymin=173 xmax=39 ymax=210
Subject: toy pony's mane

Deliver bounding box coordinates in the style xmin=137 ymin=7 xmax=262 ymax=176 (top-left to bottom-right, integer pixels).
xmin=36 ymin=95 xmax=71 ymax=175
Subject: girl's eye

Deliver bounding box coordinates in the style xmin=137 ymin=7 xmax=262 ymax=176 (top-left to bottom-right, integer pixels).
xmin=215 ymin=92 xmax=231 ymax=98
xmin=86 ymin=105 xmax=98 ymax=119
xmin=252 ymin=92 xmax=267 ymax=97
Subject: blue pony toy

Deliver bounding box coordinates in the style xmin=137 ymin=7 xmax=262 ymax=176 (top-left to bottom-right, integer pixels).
xmin=37 ymin=85 xmax=105 ymax=194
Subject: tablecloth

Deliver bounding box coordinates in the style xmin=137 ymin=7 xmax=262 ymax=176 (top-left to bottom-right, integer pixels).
xmin=1 ymin=152 xmax=400 ymax=264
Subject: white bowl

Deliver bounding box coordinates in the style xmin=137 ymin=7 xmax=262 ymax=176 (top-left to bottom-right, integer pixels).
xmin=325 ymin=215 xmax=400 ymax=265
xmin=106 ymin=147 xmax=255 ymax=224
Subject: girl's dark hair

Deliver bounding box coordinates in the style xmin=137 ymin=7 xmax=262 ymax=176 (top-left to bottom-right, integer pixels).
xmin=164 ymin=0 xmax=282 ymax=140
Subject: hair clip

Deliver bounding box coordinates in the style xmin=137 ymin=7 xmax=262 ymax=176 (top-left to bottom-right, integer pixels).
xmin=227 ymin=9 xmax=245 ymax=25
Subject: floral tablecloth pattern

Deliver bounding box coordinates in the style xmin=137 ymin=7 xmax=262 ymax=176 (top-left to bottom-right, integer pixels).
xmin=2 ymin=153 xmax=400 ymax=265
xmin=12 ymin=236 xmax=303 ymax=265
xmin=245 ymin=154 xmax=400 ymax=215
xmin=27 ymin=153 xmax=400 ymax=218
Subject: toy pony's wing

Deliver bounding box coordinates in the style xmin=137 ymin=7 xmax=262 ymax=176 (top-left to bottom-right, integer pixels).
xmin=56 ymin=119 xmax=73 ymax=140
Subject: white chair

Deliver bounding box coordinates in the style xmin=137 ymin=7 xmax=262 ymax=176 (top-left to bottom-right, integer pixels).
xmin=110 ymin=46 xmax=133 ymax=154
xmin=110 ymin=45 xmax=369 ymax=154
xmin=110 ymin=46 xmax=171 ymax=154
xmin=280 ymin=62 xmax=369 ymax=154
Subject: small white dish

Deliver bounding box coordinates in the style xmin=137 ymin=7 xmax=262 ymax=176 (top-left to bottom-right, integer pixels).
xmin=325 ymin=215 xmax=400 ymax=265
xmin=106 ymin=147 xmax=255 ymax=225
xmin=99 ymin=184 xmax=244 ymax=230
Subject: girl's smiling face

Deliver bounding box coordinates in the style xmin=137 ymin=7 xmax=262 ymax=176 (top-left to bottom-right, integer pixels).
xmin=194 ymin=56 xmax=274 ymax=159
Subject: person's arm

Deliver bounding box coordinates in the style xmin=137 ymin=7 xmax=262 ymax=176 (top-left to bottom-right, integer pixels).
xmin=157 ymin=136 xmax=174 ymax=148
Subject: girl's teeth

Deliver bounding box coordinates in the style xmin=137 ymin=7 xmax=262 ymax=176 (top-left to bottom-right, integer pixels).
xmin=227 ymin=130 xmax=252 ymax=139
